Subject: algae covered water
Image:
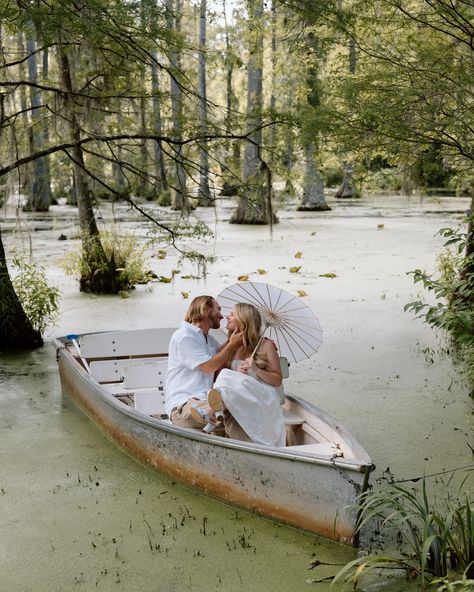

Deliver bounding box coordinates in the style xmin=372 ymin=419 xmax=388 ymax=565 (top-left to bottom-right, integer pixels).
xmin=1 ymin=195 xmax=472 ymax=591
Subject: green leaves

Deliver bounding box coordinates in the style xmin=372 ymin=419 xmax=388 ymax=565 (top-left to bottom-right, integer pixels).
xmin=332 ymin=480 xmax=474 ymax=589
xmin=12 ymin=256 xmax=60 ymax=334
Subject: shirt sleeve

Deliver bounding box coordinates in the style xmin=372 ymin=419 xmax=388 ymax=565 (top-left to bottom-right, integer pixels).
xmin=177 ymin=334 xmax=212 ymax=370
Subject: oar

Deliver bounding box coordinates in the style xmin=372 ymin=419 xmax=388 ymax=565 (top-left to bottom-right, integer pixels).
xmin=66 ymin=334 xmax=91 ymax=373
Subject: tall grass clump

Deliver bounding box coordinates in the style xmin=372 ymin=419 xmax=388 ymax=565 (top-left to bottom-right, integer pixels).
xmin=332 ymin=480 xmax=474 ymax=590
xmin=61 ymin=231 xmax=154 ymax=294
xmin=405 ymin=220 xmax=474 ymax=395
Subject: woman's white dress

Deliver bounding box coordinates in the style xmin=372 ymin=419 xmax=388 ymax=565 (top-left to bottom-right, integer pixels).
xmin=213 ymin=361 xmax=286 ymax=447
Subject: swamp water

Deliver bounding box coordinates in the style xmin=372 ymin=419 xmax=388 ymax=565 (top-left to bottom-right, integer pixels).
xmin=1 ymin=194 xmax=472 ymax=591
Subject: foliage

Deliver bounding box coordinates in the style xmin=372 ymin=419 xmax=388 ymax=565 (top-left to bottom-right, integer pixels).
xmin=314 ymin=0 xmax=474 ymax=195
xmin=11 ymin=256 xmax=60 ymax=334
xmin=332 ymin=480 xmax=474 ymax=590
xmin=405 ymin=221 xmax=474 ymax=392
xmin=61 ymin=231 xmax=154 ymax=291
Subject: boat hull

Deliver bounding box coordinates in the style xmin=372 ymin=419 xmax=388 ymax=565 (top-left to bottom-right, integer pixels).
xmin=55 ymin=340 xmax=372 ymax=544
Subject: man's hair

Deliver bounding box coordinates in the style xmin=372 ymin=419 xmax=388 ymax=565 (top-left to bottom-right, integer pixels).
xmin=185 ymin=295 xmax=215 ymax=323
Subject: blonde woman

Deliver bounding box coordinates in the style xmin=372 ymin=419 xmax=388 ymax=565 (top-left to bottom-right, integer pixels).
xmin=193 ymin=303 xmax=286 ymax=446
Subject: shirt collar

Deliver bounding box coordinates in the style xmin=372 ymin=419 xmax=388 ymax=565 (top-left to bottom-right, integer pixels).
xmin=182 ymin=321 xmax=204 ymax=336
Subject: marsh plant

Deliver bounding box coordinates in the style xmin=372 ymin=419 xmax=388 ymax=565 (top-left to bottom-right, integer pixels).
xmin=12 ymin=256 xmax=60 ymax=334
xmin=405 ymin=222 xmax=474 ymax=394
xmin=332 ymin=481 xmax=474 ymax=590
xmin=61 ymin=231 xmax=154 ymax=293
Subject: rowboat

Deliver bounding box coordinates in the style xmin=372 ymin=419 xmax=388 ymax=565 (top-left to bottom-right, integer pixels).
xmin=53 ymin=327 xmax=374 ymax=545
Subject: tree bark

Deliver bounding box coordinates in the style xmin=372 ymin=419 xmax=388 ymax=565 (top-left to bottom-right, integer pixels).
xmin=167 ymin=0 xmax=190 ymax=212
xmin=197 ymin=0 xmax=212 ymax=206
xmin=298 ymin=31 xmax=330 ymax=212
xmin=230 ymin=0 xmax=277 ymax=225
xmin=23 ymin=33 xmax=51 ymax=212
xmin=58 ymin=45 xmax=123 ymax=294
xmin=334 ymin=161 xmax=357 ymax=199
xmin=151 ymin=50 xmax=167 ymax=195
xmin=335 ymin=36 xmax=358 ymax=199
xmin=298 ymin=142 xmax=330 ymax=211
xmin=0 ymin=226 xmax=42 ymax=349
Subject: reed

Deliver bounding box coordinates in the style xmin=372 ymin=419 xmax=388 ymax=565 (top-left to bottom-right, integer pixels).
xmin=332 ymin=479 xmax=474 ymax=590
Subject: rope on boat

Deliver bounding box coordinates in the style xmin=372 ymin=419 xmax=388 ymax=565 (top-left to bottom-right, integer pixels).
xmin=376 ymin=462 xmax=474 ymax=485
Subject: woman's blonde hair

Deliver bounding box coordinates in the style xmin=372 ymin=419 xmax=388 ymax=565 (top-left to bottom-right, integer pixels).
xmin=185 ymin=295 xmax=215 ymax=323
xmin=230 ymin=303 xmax=267 ymax=369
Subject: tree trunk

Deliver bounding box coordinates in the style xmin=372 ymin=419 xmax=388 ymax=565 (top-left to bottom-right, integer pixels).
xmin=230 ymin=0 xmax=277 ymax=225
xmin=465 ymin=191 xmax=474 ymax=271
xmin=113 ymin=106 xmax=128 ymax=195
xmin=197 ymin=0 xmax=212 ymax=206
xmin=0 ymin=226 xmax=42 ymax=349
xmin=219 ymin=0 xmax=240 ymax=190
xmin=335 ymin=37 xmax=358 ymax=199
xmin=16 ymin=32 xmax=30 ymax=197
xmin=58 ymin=46 xmax=123 ymax=294
xmin=297 ymin=142 xmax=330 ymax=211
xmin=167 ymin=0 xmax=190 ymax=212
xmin=23 ymin=34 xmax=51 ymax=212
xmin=151 ymin=49 xmax=167 ymax=196
xmin=298 ymin=31 xmax=330 ymax=212
xmin=334 ymin=161 xmax=357 ymax=199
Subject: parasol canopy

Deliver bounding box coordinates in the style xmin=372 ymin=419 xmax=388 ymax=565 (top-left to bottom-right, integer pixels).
xmin=217 ymin=281 xmax=322 ymax=363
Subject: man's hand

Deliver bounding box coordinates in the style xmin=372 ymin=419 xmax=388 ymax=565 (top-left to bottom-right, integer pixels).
xmin=228 ymin=327 xmax=243 ymax=350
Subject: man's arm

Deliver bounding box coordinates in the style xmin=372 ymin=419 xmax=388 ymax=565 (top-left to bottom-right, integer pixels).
xmin=198 ymin=329 xmax=242 ymax=375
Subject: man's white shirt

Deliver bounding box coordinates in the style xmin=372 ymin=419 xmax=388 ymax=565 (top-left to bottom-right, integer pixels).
xmin=165 ymin=321 xmax=219 ymax=415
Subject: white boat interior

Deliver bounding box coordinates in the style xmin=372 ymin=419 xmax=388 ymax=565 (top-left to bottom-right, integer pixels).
xmin=65 ymin=328 xmax=368 ymax=461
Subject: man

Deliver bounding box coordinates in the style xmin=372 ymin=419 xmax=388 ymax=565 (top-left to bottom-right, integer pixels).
xmin=165 ymin=295 xmax=243 ymax=429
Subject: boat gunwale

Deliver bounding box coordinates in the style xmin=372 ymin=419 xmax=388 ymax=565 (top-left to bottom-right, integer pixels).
xmin=53 ymin=336 xmax=374 ymax=474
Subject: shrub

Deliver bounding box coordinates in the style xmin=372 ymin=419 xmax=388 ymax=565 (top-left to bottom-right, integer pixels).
xmin=405 ymin=222 xmax=474 ymax=393
xmin=61 ymin=231 xmax=154 ymax=291
xmin=12 ymin=256 xmax=60 ymax=334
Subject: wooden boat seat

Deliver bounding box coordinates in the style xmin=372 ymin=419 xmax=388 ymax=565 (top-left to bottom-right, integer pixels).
xmin=101 ymin=360 xmax=167 ymax=415
xmin=79 ymin=328 xmax=176 ymax=359
xmin=282 ymin=408 xmax=305 ymax=426
xmin=89 ymin=357 xmax=163 ymax=383
xmin=123 ymin=360 xmax=167 ymax=388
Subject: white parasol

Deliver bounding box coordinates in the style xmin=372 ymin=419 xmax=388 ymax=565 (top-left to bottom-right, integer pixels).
xmin=217 ymin=282 xmax=322 ymax=363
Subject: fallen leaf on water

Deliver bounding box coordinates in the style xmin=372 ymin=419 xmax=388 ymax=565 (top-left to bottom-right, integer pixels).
xmin=158 ymin=276 xmax=172 ymax=283
xmin=289 ymin=266 xmax=301 ymax=273
xmin=377 ymin=224 xmax=385 ymax=229
xmin=319 ymin=272 xmax=337 ymax=278
xmin=257 ymin=268 xmax=267 ymax=275
xmin=297 ymin=290 xmax=307 ymax=297
xmin=181 ymin=291 xmax=189 ymax=299
xmin=157 ymin=249 xmax=167 ymax=259
xmin=238 ymin=275 xmax=249 ymax=281
xmin=294 ymin=251 xmax=303 ymax=259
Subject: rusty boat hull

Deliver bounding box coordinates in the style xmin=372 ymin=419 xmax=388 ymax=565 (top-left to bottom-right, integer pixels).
xmin=53 ymin=335 xmax=374 ymax=545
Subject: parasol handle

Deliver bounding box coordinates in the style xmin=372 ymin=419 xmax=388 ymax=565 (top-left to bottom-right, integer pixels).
xmin=249 ymin=335 xmax=264 ymax=361
xmin=249 ymin=323 xmax=269 ymax=361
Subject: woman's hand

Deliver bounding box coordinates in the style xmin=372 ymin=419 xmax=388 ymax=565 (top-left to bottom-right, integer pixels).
xmin=238 ymin=357 xmax=255 ymax=374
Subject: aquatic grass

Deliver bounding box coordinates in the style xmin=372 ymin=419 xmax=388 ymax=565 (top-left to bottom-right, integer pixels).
xmin=61 ymin=230 xmax=154 ymax=291
xmin=331 ymin=480 xmax=474 ymax=590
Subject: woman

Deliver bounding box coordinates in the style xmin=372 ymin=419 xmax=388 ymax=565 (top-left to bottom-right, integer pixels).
xmin=192 ymin=302 xmax=286 ymax=446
